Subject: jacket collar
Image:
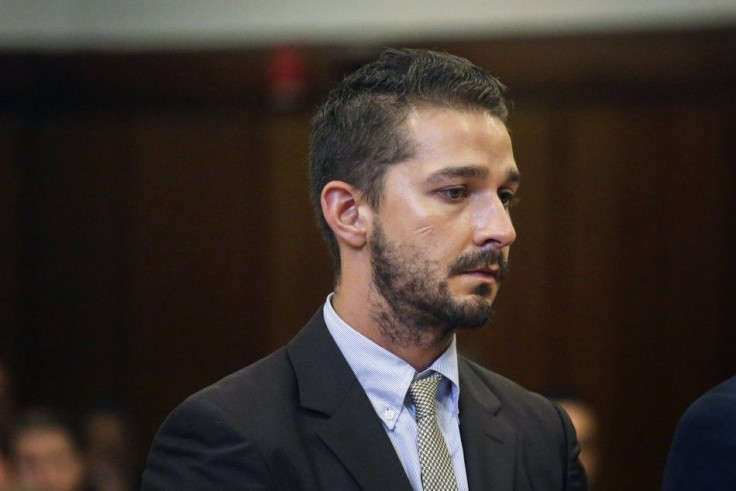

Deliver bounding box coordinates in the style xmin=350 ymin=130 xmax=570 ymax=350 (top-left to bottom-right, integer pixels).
xmin=287 ymin=309 xmax=413 ymax=490
xmin=287 ymin=309 xmax=523 ymax=490
xmin=459 ymin=358 xmax=524 ymax=490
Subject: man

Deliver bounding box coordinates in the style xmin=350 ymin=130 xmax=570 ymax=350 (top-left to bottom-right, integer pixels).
xmin=7 ymin=408 xmax=87 ymax=491
xmin=662 ymin=375 xmax=736 ymax=490
xmin=142 ymin=48 xmax=587 ymax=490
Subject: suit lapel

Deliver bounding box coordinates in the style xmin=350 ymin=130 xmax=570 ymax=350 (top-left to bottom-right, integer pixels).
xmin=315 ymin=381 xmax=413 ymax=490
xmin=459 ymin=360 xmax=520 ymax=490
xmin=287 ymin=310 xmax=413 ymax=491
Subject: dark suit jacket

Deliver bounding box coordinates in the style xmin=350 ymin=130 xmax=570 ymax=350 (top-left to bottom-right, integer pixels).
xmin=142 ymin=309 xmax=587 ymax=490
xmin=662 ymin=375 xmax=736 ymax=490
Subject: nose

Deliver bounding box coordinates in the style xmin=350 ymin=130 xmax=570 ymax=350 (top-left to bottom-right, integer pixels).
xmin=472 ymin=197 xmax=517 ymax=249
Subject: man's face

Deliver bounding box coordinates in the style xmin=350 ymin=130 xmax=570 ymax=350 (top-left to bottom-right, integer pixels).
xmin=369 ymin=106 xmax=519 ymax=334
xmin=13 ymin=429 xmax=85 ymax=491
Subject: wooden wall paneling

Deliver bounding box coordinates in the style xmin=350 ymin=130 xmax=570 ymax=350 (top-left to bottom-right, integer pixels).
xmin=127 ymin=113 xmax=269 ymax=444
xmin=438 ymin=28 xmax=736 ymax=96
xmin=562 ymin=101 xmax=725 ymax=490
xmin=618 ymin=103 xmax=723 ymax=489
xmin=661 ymin=102 xmax=725 ymax=451
xmin=562 ymin=105 xmax=627 ymax=491
xmin=13 ymin=116 xmax=134 ymax=411
xmin=259 ymin=113 xmax=333 ymax=352
xmin=0 ymin=118 xmax=19 ymax=364
xmin=657 ymin=103 xmax=724 ymax=396
xmin=717 ymin=99 xmax=736 ymax=379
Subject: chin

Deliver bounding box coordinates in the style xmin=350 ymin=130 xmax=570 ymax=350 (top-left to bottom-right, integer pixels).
xmin=477 ymin=283 xmax=494 ymax=296
xmin=465 ymin=281 xmax=495 ymax=299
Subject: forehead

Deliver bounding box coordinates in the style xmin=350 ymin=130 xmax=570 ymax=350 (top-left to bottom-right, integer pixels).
xmin=16 ymin=428 xmax=75 ymax=453
xmin=399 ymin=106 xmax=517 ymax=177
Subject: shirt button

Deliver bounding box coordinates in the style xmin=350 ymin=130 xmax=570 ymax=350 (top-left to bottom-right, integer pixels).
xmin=384 ymin=408 xmax=395 ymax=420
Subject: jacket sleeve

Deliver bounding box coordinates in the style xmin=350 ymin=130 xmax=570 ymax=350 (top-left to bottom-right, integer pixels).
xmin=554 ymin=403 xmax=588 ymax=491
xmin=141 ymin=396 xmax=274 ymax=491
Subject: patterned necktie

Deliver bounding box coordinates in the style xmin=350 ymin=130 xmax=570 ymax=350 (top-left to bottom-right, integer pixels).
xmin=409 ymin=372 xmax=459 ymax=491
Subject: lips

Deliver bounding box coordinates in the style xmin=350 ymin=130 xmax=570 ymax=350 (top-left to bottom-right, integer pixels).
xmin=462 ymin=267 xmax=499 ymax=280
xmin=449 ymin=251 xmax=508 ymax=282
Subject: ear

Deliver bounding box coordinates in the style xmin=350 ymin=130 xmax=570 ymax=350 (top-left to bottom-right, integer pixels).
xmin=321 ymin=181 xmax=370 ymax=249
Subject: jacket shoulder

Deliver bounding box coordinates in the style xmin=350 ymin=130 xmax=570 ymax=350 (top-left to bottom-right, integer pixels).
xmin=458 ymin=357 xmax=588 ymax=490
xmin=187 ymin=346 xmax=296 ymax=417
xmin=459 ymin=356 xmax=556 ymax=415
xmin=142 ymin=347 xmax=309 ymax=490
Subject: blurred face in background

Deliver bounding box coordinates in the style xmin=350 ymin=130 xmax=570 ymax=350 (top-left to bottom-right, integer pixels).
xmin=558 ymin=400 xmax=600 ymax=486
xmin=83 ymin=411 xmax=137 ymax=490
xmin=13 ymin=427 xmax=86 ymax=491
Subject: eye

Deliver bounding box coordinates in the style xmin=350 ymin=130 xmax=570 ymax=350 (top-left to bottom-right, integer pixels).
xmin=499 ymin=190 xmax=519 ymax=208
xmin=438 ymin=187 xmax=468 ymax=201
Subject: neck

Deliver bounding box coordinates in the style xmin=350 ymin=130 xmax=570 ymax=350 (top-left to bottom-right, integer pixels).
xmin=332 ymin=285 xmax=454 ymax=372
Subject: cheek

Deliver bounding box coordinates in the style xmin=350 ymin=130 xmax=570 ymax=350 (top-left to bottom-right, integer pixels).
xmin=380 ymin=198 xmax=438 ymax=240
xmin=413 ymin=224 xmax=434 ymax=238
xmin=411 ymin=218 xmax=473 ymax=260
xmin=379 ymin=194 xmax=472 ymax=259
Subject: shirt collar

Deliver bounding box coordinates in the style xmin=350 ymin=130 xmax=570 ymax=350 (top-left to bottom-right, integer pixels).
xmin=323 ymin=293 xmax=460 ymax=429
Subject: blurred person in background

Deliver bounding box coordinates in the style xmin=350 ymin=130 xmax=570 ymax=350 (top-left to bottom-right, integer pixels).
xmin=544 ymin=390 xmax=601 ymax=488
xmin=7 ymin=408 xmax=87 ymax=491
xmin=663 ymin=375 xmax=736 ymax=490
xmin=82 ymin=407 xmax=139 ymax=491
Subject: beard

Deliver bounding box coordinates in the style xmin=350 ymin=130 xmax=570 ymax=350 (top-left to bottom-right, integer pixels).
xmin=369 ymin=219 xmax=509 ymax=346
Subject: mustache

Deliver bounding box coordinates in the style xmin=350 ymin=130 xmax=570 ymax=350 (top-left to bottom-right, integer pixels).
xmin=449 ymin=249 xmax=509 ymax=282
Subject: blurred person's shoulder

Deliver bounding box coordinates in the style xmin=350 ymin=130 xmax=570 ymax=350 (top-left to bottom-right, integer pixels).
xmin=680 ymin=375 xmax=736 ymax=428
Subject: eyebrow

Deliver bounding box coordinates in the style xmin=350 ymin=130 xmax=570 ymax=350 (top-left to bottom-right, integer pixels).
xmin=426 ymin=165 xmax=522 ymax=184
xmin=507 ymin=169 xmax=522 ymax=184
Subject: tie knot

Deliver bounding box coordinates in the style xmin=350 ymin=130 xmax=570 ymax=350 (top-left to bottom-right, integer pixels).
xmin=409 ymin=372 xmax=443 ymax=420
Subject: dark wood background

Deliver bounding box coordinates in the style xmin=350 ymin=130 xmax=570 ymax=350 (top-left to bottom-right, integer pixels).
xmin=1 ymin=28 xmax=735 ymax=490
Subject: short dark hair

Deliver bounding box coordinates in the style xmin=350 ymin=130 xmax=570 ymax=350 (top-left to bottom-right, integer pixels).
xmin=309 ymin=48 xmax=509 ymax=274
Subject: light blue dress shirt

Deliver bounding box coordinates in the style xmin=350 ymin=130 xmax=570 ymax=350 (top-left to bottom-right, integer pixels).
xmin=323 ymin=294 xmax=469 ymax=491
